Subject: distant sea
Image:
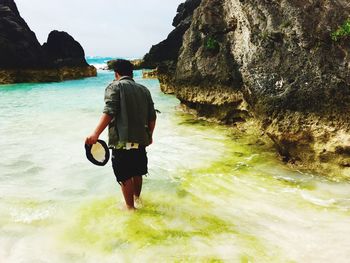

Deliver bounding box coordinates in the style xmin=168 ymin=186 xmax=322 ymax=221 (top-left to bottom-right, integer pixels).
xmin=86 ymin=56 xmax=139 ymax=70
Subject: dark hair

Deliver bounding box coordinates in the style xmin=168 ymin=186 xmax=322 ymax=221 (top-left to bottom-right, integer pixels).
xmin=112 ymin=59 xmax=133 ymax=77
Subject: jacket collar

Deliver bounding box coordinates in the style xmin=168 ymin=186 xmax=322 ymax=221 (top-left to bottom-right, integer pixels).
xmin=119 ymin=76 xmax=134 ymax=82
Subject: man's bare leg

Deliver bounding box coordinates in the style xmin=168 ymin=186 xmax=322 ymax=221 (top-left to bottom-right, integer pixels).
xmin=133 ymin=176 xmax=143 ymax=208
xmin=121 ymin=178 xmax=135 ymax=210
xmin=133 ymin=176 xmax=143 ymax=198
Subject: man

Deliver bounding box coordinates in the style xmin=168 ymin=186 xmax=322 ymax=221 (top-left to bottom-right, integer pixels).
xmin=85 ymin=59 xmax=156 ymax=210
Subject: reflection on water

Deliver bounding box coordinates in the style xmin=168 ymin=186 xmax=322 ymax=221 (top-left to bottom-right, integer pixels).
xmin=0 ymin=68 xmax=350 ymax=262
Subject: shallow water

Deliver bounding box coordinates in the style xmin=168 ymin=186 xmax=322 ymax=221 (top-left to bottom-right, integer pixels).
xmin=1 ymin=63 xmax=350 ymax=262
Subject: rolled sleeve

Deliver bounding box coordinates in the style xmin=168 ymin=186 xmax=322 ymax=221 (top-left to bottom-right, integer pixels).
xmin=103 ymin=83 xmax=120 ymax=116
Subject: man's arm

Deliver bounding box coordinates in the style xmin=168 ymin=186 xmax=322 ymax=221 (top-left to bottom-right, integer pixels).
xmin=85 ymin=113 xmax=112 ymax=145
xmin=147 ymin=90 xmax=157 ymax=144
xmin=85 ymin=82 xmax=119 ymax=145
xmin=148 ymin=118 xmax=156 ymax=144
xmin=149 ymin=119 xmax=156 ymax=135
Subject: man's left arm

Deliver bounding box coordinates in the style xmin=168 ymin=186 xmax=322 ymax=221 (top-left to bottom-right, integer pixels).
xmin=147 ymin=91 xmax=157 ymax=144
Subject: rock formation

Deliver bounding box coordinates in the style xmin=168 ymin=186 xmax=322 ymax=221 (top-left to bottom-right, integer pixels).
xmin=0 ymin=0 xmax=44 ymax=69
xmin=143 ymin=0 xmax=350 ymax=178
xmin=142 ymin=0 xmax=202 ymax=94
xmin=0 ymin=0 xmax=96 ymax=84
xmin=142 ymin=69 xmax=158 ymax=79
xmin=143 ymin=0 xmax=201 ymax=68
xmin=42 ymin=30 xmax=89 ymax=68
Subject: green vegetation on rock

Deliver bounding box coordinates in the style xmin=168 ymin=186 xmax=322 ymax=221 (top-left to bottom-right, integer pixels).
xmin=280 ymin=20 xmax=292 ymax=29
xmin=204 ymin=36 xmax=220 ymax=53
xmin=331 ymin=19 xmax=350 ymax=41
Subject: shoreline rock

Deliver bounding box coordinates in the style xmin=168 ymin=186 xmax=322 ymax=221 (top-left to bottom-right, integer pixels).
xmin=142 ymin=69 xmax=158 ymax=79
xmin=142 ymin=0 xmax=350 ymax=179
xmin=0 ymin=66 xmax=96 ymax=84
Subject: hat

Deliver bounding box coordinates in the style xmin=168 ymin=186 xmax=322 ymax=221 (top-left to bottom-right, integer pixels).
xmin=85 ymin=140 xmax=110 ymax=166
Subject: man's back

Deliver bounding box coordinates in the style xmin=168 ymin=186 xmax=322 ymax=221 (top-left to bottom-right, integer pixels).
xmin=104 ymin=76 xmax=156 ymax=147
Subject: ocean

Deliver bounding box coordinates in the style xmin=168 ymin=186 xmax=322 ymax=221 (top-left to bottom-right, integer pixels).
xmin=0 ymin=57 xmax=350 ymax=262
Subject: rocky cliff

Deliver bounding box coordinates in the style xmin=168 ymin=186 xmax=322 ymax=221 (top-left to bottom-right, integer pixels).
xmin=144 ymin=0 xmax=350 ymax=178
xmin=0 ymin=0 xmax=96 ymax=84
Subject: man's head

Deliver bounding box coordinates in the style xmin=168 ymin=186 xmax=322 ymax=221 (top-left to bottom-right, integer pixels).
xmin=112 ymin=59 xmax=134 ymax=79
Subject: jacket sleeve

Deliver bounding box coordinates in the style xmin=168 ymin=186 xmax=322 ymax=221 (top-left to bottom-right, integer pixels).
xmin=103 ymin=83 xmax=120 ymax=116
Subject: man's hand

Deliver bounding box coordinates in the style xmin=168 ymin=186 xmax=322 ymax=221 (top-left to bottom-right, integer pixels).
xmin=85 ymin=133 xmax=99 ymax=145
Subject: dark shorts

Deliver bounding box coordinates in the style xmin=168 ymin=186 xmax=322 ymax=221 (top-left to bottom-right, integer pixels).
xmin=111 ymin=147 xmax=148 ymax=184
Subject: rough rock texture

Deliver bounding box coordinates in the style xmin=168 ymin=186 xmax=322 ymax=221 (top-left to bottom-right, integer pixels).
xmin=142 ymin=69 xmax=158 ymax=79
xmin=0 ymin=0 xmax=96 ymax=84
xmin=144 ymin=0 xmax=350 ymax=178
xmin=0 ymin=66 xmax=97 ymax=83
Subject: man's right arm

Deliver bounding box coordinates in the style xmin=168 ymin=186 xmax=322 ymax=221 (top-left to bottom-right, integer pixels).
xmin=85 ymin=83 xmax=120 ymax=145
xmin=103 ymin=83 xmax=120 ymax=116
xmin=85 ymin=114 xmax=112 ymax=145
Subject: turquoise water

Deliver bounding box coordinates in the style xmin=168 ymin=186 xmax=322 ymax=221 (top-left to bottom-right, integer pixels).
xmin=0 ymin=58 xmax=350 ymax=262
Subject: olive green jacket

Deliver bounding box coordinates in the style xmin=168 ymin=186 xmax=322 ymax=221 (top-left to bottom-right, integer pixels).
xmin=103 ymin=76 xmax=156 ymax=148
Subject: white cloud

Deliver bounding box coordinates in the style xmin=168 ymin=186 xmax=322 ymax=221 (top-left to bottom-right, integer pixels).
xmin=15 ymin=0 xmax=183 ymax=57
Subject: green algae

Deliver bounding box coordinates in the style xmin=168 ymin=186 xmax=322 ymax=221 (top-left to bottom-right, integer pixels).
xmin=61 ymin=118 xmax=292 ymax=260
xmin=64 ymin=187 xmax=278 ymax=260
xmin=65 ymin=195 xmax=233 ymax=252
xmin=1 ymin=199 xmax=57 ymax=227
xmin=59 ymin=114 xmax=349 ymax=262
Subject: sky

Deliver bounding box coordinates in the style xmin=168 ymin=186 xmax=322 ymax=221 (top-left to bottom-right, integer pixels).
xmin=15 ymin=0 xmax=184 ymax=57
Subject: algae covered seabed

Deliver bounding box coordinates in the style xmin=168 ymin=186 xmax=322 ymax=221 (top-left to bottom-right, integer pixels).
xmin=0 ymin=68 xmax=350 ymax=262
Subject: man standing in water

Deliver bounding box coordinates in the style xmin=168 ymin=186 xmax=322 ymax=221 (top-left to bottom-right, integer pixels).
xmin=85 ymin=59 xmax=157 ymax=210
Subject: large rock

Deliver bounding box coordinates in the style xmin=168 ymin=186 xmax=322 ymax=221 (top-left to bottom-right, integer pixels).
xmin=0 ymin=0 xmax=44 ymax=69
xmin=0 ymin=0 xmax=96 ymax=83
xmin=142 ymin=0 xmax=202 ymax=94
xmin=144 ymin=0 xmax=350 ymax=178
xmin=143 ymin=0 xmax=201 ymax=67
xmin=42 ymin=30 xmax=88 ymax=68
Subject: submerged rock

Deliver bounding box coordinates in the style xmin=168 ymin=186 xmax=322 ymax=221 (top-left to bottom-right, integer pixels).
xmin=0 ymin=0 xmax=96 ymax=84
xmin=143 ymin=0 xmax=350 ymax=177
